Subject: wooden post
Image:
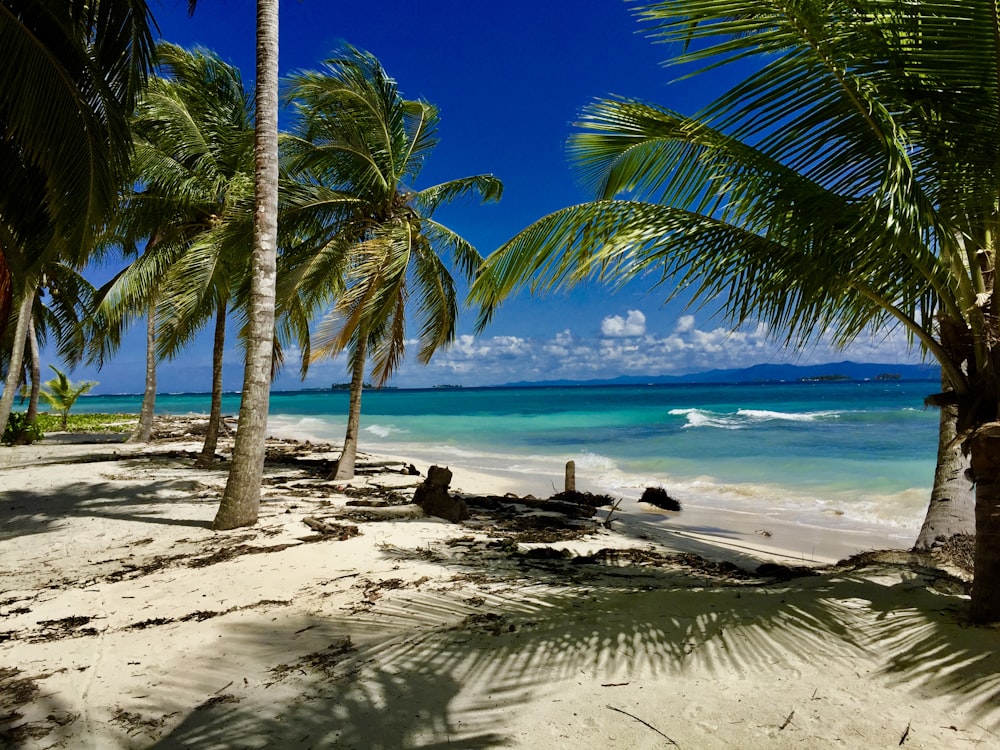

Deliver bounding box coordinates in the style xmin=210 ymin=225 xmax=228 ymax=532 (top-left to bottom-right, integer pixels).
xmin=565 ymin=460 xmax=576 ymax=492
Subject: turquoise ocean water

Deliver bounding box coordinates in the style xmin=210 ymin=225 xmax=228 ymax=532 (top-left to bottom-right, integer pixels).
xmin=77 ymin=380 xmax=939 ymax=531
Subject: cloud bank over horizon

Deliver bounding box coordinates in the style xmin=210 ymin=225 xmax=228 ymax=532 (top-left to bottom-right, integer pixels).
xmin=71 ymin=308 xmax=927 ymax=394
xmin=266 ymin=309 xmax=926 ymax=391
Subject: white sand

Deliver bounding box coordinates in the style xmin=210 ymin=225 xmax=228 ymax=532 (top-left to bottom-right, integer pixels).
xmin=1 ymin=429 xmax=998 ymax=749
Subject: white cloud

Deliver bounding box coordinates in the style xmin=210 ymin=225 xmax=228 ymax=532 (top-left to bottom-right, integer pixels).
xmin=674 ymin=314 xmax=696 ymax=333
xmin=601 ymin=309 xmax=646 ymax=337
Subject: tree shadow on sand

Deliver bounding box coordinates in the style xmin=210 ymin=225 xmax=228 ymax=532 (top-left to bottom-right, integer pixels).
xmin=144 ymin=547 xmax=1000 ymax=748
xmin=0 ymin=475 xmax=216 ymax=541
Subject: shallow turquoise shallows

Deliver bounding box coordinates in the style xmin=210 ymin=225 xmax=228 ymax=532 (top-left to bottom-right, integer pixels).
xmin=76 ymin=380 xmax=940 ymax=529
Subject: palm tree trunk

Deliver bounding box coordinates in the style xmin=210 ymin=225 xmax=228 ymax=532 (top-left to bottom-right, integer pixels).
xmin=214 ymin=0 xmax=279 ymax=530
xmin=197 ymin=301 xmax=227 ymax=468
xmin=968 ymin=429 xmax=1000 ymax=623
xmin=334 ymin=338 xmax=366 ymax=480
xmin=25 ymin=313 xmax=40 ymax=424
xmin=914 ymin=377 xmax=974 ymax=549
xmin=0 ymin=289 xmax=35 ymax=434
xmin=128 ymin=296 xmax=157 ymax=443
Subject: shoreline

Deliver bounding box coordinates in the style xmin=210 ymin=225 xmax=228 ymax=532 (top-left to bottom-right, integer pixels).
xmin=263 ymin=418 xmax=922 ymax=567
xmin=1 ymin=420 xmax=995 ymax=748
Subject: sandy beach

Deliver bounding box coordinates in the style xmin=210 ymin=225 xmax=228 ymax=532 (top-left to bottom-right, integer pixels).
xmin=1 ymin=418 xmax=997 ymax=749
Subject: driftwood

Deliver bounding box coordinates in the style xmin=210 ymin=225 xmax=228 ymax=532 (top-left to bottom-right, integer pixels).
xmin=464 ymin=491 xmax=612 ymax=520
xmin=341 ymin=504 xmax=425 ymax=520
xmin=302 ymin=517 xmax=359 ymax=539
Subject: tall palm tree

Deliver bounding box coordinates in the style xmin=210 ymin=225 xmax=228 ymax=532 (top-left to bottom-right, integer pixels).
xmin=0 ymin=1 xmax=156 ymax=434
xmin=93 ymin=43 xmax=255 ymax=454
xmin=472 ymin=1 xmax=1000 ymax=622
xmin=213 ymin=0 xmax=280 ymax=531
xmin=281 ymin=46 xmax=503 ymax=479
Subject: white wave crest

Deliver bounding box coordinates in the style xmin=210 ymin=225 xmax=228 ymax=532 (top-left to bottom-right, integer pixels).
xmin=736 ymin=408 xmax=841 ymax=422
xmin=364 ymin=423 xmax=405 ymax=438
xmin=669 ymin=407 xmax=840 ymax=429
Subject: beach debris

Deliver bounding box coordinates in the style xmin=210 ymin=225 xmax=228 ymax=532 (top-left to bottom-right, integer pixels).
xmin=413 ymin=465 xmax=469 ymax=522
xmin=606 ymin=705 xmax=679 ymax=746
xmin=639 ymin=486 xmax=682 ymax=511
xmin=268 ymin=636 xmax=354 ymax=681
xmin=302 ymin=517 xmax=361 ymax=539
xmin=565 ymin=460 xmax=576 ymax=492
xmin=603 ymin=497 xmax=624 ymax=528
xmin=899 ymin=720 xmax=911 ymax=745
xmin=779 ymin=708 xmax=795 ymax=730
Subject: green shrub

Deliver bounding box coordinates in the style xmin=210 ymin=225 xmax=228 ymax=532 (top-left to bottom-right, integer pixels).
xmin=3 ymin=412 xmax=44 ymax=446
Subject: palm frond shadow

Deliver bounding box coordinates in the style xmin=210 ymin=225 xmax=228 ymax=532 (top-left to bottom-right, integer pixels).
xmin=0 ymin=478 xmax=214 ymax=541
xmin=149 ymin=549 xmax=1000 ymax=747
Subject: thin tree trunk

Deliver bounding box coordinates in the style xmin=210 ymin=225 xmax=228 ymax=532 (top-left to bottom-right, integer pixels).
xmin=968 ymin=429 xmax=1000 ymax=623
xmin=25 ymin=313 xmax=40 ymax=423
xmin=0 ymin=289 xmax=35 ymax=434
xmin=197 ymin=301 xmax=227 ymax=468
xmin=214 ymin=0 xmax=279 ymax=530
xmin=128 ymin=296 xmax=157 ymax=443
xmin=914 ymin=377 xmax=975 ymax=549
xmin=334 ymin=338 xmax=366 ymax=480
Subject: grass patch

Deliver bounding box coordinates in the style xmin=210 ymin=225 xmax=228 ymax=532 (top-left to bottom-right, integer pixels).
xmin=35 ymin=413 xmax=137 ymax=434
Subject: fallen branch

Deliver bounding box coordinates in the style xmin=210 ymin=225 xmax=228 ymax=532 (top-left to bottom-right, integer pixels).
xmin=603 ymin=498 xmax=624 ymax=529
xmin=302 ymin=517 xmax=360 ymax=539
xmin=607 ymin=705 xmax=679 ymax=747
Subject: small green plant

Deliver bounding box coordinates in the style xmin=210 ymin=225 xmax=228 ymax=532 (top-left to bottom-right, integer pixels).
xmin=40 ymin=366 xmax=97 ymax=430
xmin=34 ymin=413 xmax=135 ymax=434
xmin=2 ymin=412 xmax=44 ymax=446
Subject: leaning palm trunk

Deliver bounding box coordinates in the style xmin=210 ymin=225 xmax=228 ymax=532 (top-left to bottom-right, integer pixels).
xmin=915 ymin=385 xmax=974 ymax=549
xmin=0 ymin=289 xmax=35 ymax=434
xmin=129 ymin=296 xmax=158 ymax=443
xmin=214 ymin=0 xmax=280 ymax=530
xmin=196 ymin=302 xmax=227 ymax=468
xmin=334 ymin=338 xmax=366 ymax=480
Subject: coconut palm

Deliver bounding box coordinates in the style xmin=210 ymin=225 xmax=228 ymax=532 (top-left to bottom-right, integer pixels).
xmin=280 ymin=46 xmax=503 ymax=479
xmin=0 ymin=1 xmax=156 ymax=434
xmin=40 ymin=365 xmax=97 ymax=430
xmin=472 ymin=1 xmax=1000 ymax=622
xmin=92 ymin=42 xmax=255 ymax=454
xmin=213 ymin=0 xmax=280 ymax=531
xmin=2 ymin=264 xmax=97 ymax=441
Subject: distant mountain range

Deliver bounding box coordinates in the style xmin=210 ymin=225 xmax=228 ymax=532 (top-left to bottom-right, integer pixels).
xmin=504 ymin=360 xmax=940 ymax=387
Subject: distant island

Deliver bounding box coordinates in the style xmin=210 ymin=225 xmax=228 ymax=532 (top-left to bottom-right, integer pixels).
xmin=502 ymin=360 xmax=939 ymax=388
xmin=798 ymin=374 xmax=852 ymax=382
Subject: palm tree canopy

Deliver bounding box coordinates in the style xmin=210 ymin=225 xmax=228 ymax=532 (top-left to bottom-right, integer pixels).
xmin=39 ymin=364 xmax=96 ymax=412
xmin=91 ymin=42 xmax=256 ymax=366
xmin=281 ymin=46 xmax=503 ymax=384
xmin=472 ymin=0 xmax=1000 ymax=404
xmin=0 ymin=0 xmax=156 ymax=273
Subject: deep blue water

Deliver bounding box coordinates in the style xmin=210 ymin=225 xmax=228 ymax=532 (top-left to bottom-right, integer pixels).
xmin=77 ymin=380 xmax=939 ymax=528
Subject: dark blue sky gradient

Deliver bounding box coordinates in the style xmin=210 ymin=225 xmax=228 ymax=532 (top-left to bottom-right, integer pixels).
xmin=69 ymin=1 xmax=917 ymax=393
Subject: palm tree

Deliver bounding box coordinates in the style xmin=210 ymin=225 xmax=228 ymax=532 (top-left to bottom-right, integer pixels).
xmin=0 ymin=0 xmax=156 ymax=437
xmin=281 ymin=46 xmax=503 ymax=479
xmin=1 ymin=264 xmax=96 ymax=441
xmin=93 ymin=43 xmax=255 ymax=455
xmin=472 ymin=1 xmax=1000 ymax=622
xmin=40 ymin=365 xmax=96 ymax=430
xmin=213 ymin=0 xmax=280 ymax=531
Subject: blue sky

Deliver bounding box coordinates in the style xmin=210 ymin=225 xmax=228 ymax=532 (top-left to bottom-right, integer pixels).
xmin=70 ymin=0 xmax=922 ymax=394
